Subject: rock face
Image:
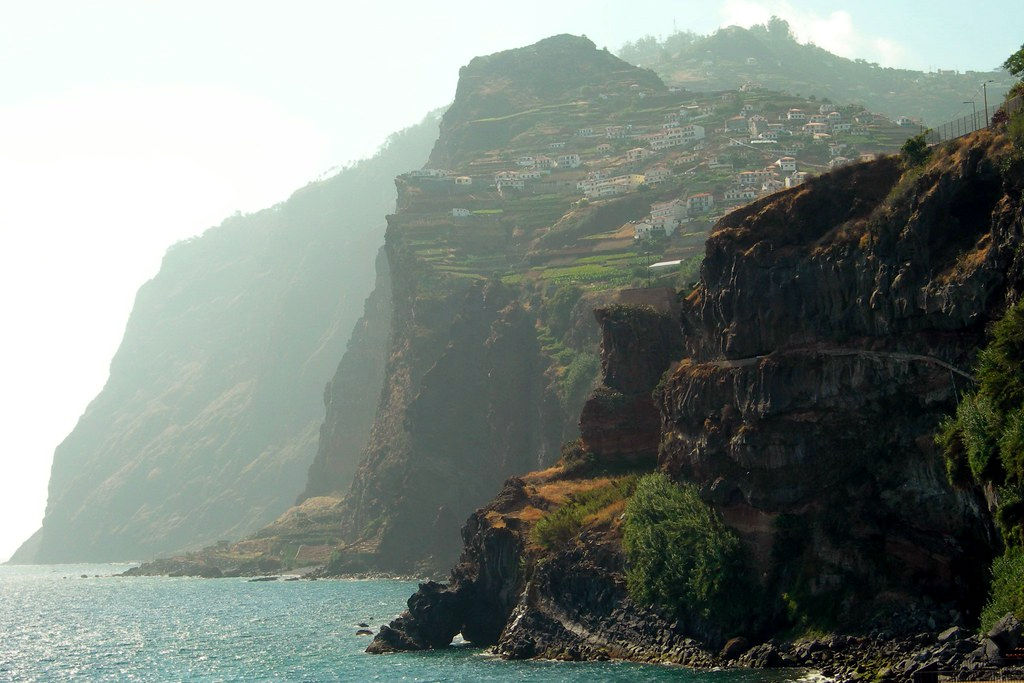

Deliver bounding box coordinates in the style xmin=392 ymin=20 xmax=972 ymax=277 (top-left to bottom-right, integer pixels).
xmin=299 ymin=247 xmax=392 ymax=502
xmin=12 ymin=116 xmax=439 ymax=564
xmin=661 ymin=134 xmax=1016 ymax=623
xmin=331 ymin=278 xmax=554 ymax=574
xmin=322 ymin=35 xmax=669 ymax=575
xmin=580 ymin=305 xmax=683 ymax=464
xmin=369 ymin=130 xmax=1024 ymax=672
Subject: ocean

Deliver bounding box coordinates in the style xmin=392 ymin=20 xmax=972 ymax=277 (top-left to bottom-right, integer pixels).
xmin=0 ymin=564 xmax=810 ymax=681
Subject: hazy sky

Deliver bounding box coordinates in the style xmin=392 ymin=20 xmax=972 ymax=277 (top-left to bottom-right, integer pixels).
xmin=0 ymin=1 xmax=1021 ymax=562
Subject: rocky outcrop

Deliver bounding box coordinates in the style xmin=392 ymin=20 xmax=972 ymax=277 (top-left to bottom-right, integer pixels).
xmin=661 ymin=132 xmax=1019 ymax=625
xmin=370 ymin=131 xmax=1024 ymax=677
xmin=330 ymin=277 xmax=555 ymax=575
xmin=368 ymin=301 xmax=687 ymax=655
xmin=580 ymin=304 xmax=682 ymax=463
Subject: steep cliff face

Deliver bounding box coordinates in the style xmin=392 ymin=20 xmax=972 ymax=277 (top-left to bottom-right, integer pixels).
xmin=319 ymin=35 xmax=668 ymax=575
xmin=370 ymin=130 xmax=1024 ymax=668
xmin=299 ymin=248 xmax=392 ymax=502
xmin=331 ymin=275 xmax=554 ymax=573
xmin=662 ymin=132 xmax=1019 ymax=624
xmin=13 ymin=116 xmax=439 ymax=564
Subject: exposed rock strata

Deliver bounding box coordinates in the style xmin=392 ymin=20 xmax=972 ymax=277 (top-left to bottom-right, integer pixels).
xmin=369 ymin=131 xmax=1024 ymax=678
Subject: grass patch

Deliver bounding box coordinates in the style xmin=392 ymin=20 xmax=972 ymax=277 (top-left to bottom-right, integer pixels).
xmin=531 ymin=476 xmax=639 ymax=550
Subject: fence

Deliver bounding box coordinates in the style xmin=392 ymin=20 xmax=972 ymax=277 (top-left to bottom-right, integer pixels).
xmin=924 ymin=94 xmax=1023 ymax=144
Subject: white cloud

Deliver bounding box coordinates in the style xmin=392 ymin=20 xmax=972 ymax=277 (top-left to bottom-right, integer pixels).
xmin=717 ymin=0 xmax=920 ymax=69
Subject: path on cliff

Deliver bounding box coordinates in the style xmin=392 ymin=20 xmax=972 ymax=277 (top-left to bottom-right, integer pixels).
xmin=709 ymin=346 xmax=974 ymax=382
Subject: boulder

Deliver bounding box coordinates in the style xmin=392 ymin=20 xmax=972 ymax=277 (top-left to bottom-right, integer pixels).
xmin=720 ymin=636 xmax=750 ymax=660
xmin=987 ymin=613 xmax=1022 ymax=652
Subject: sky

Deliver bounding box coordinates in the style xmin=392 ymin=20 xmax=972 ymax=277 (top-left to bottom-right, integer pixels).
xmin=0 ymin=1 xmax=1021 ymax=563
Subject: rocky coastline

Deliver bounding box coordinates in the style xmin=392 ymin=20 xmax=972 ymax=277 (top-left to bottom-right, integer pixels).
xmin=367 ymin=129 xmax=1024 ymax=680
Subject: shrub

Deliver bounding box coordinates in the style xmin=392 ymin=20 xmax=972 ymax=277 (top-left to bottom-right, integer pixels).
xmin=622 ymin=473 xmax=756 ymax=634
xmin=531 ymin=476 xmax=638 ymax=550
xmin=981 ymin=546 xmax=1024 ymax=632
xmin=900 ymin=132 xmax=931 ymax=167
xmin=956 ymin=393 xmax=1002 ymax=482
xmin=557 ymin=438 xmax=595 ymax=477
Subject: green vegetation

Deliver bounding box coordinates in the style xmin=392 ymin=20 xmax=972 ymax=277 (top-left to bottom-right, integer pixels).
xmin=531 ymin=476 xmax=639 ymax=549
xmin=562 ymin=352 xmax=600 ymax=411
xmin=622 ymin=473 xmax=757 ymax=634
xmin=938 ymin=298 xmax=1024 ymax=628
xmin=981 ymin=547 xmax=1024 ymax=631
xmin=900 ymin=132 xmax=931 ymax=167
xmin=1005 ymin=43 xmax=1024 ymax=79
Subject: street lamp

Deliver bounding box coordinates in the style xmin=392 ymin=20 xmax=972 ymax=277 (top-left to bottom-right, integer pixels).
xmin=964 ymin=100 xmax=977 ymax=129
xmin=983 ymin=80 xmax=995 ymax=127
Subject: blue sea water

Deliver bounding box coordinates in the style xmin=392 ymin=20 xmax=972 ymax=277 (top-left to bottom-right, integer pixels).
xmin=0 ymin=564 xmax=812 ymax=681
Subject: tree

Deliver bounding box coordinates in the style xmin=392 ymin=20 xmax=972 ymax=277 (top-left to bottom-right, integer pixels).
xmin=900 ymin=132 xmax=931 ymax=167
xmin=767 ymin=16 xmax=793 ymax=41
xmin=1004 ymin=43 xmax=1024 ymax=79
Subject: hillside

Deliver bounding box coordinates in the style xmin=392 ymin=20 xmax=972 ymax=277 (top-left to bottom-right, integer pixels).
xmin=10 ymin=115 xmax=439 ymax=564
xmin=619 ymin=20 xmax=1013 ymax=126
xmin=371 ymin=126 xmax=1024 ymax=678
xmin=124 ymin=32 xmax=918 ymax=578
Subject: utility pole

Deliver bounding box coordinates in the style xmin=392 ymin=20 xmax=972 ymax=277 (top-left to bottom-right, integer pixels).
xmin=983 ymin=80 xmax=995 ymax=127
xmin=964 ymin=100 xmax=977 ymax=130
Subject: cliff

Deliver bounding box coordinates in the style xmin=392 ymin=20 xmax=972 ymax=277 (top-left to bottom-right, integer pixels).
xmin=12 ymin=116 xmax=439 ymax=564
xmin=370 ymin=129 xmax=1024 ymax=677
xmin=299 ymin=247 xmax=393 ymax=502
xmin=316 ymin=35 xmax=674 ymax=575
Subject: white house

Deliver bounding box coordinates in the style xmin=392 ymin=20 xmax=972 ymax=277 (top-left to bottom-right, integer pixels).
xmin=819 ymin=103 xmax=837 ymax=114
xmin=679 ymin=124 xmax=706 ymax=141
xmin=686 ymin=193 xmax=715 ymax=213
xmin=454 ymin=176 xmax=472 ymax=185
xmin=896 ymin=116 xmax=914 ymax=127
xmin=632 ymin=220 xmax=656 ymax=240
xmin=549 ymin=141 xmax=566 ymax=149
xmin=410 ymin=168 xmax=452 ymax=178
xmin=831 ymin=122 xmax=852 ymax=133
xmin=724 ymin=187 xmax=759 ymax=202
xmin=557 ymin=154 xmax=582 ymax=169
xmin=775 ymin=156 xmax=797 ymax=173
xmin=627 ymin=147 xmax=648 ymax=162
xmin=785 ymin=171 xmax=809 ymax=188
xmin=738 ymin=170 xmax=772 ymax=187
xmin=577 ymin=127 xmax=596 ymax=137
xmin=644 ymin=164 xmax=673 ymax=184
xmin=596 ymin=143 xmax=613 ymax=154
xmin=650 ymin=199 xmax=686 ymax=232
xmin=786 ymin=109 xmax=807 ymax=121
xmin=516 ymin=155 xmax=535 ymax=167
xmin=452 ymin=208 xmax=471 ymax=217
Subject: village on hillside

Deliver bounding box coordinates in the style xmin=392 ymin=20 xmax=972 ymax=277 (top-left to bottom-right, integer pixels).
xmin=393 ymin=82 xmax=917 ymax=293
